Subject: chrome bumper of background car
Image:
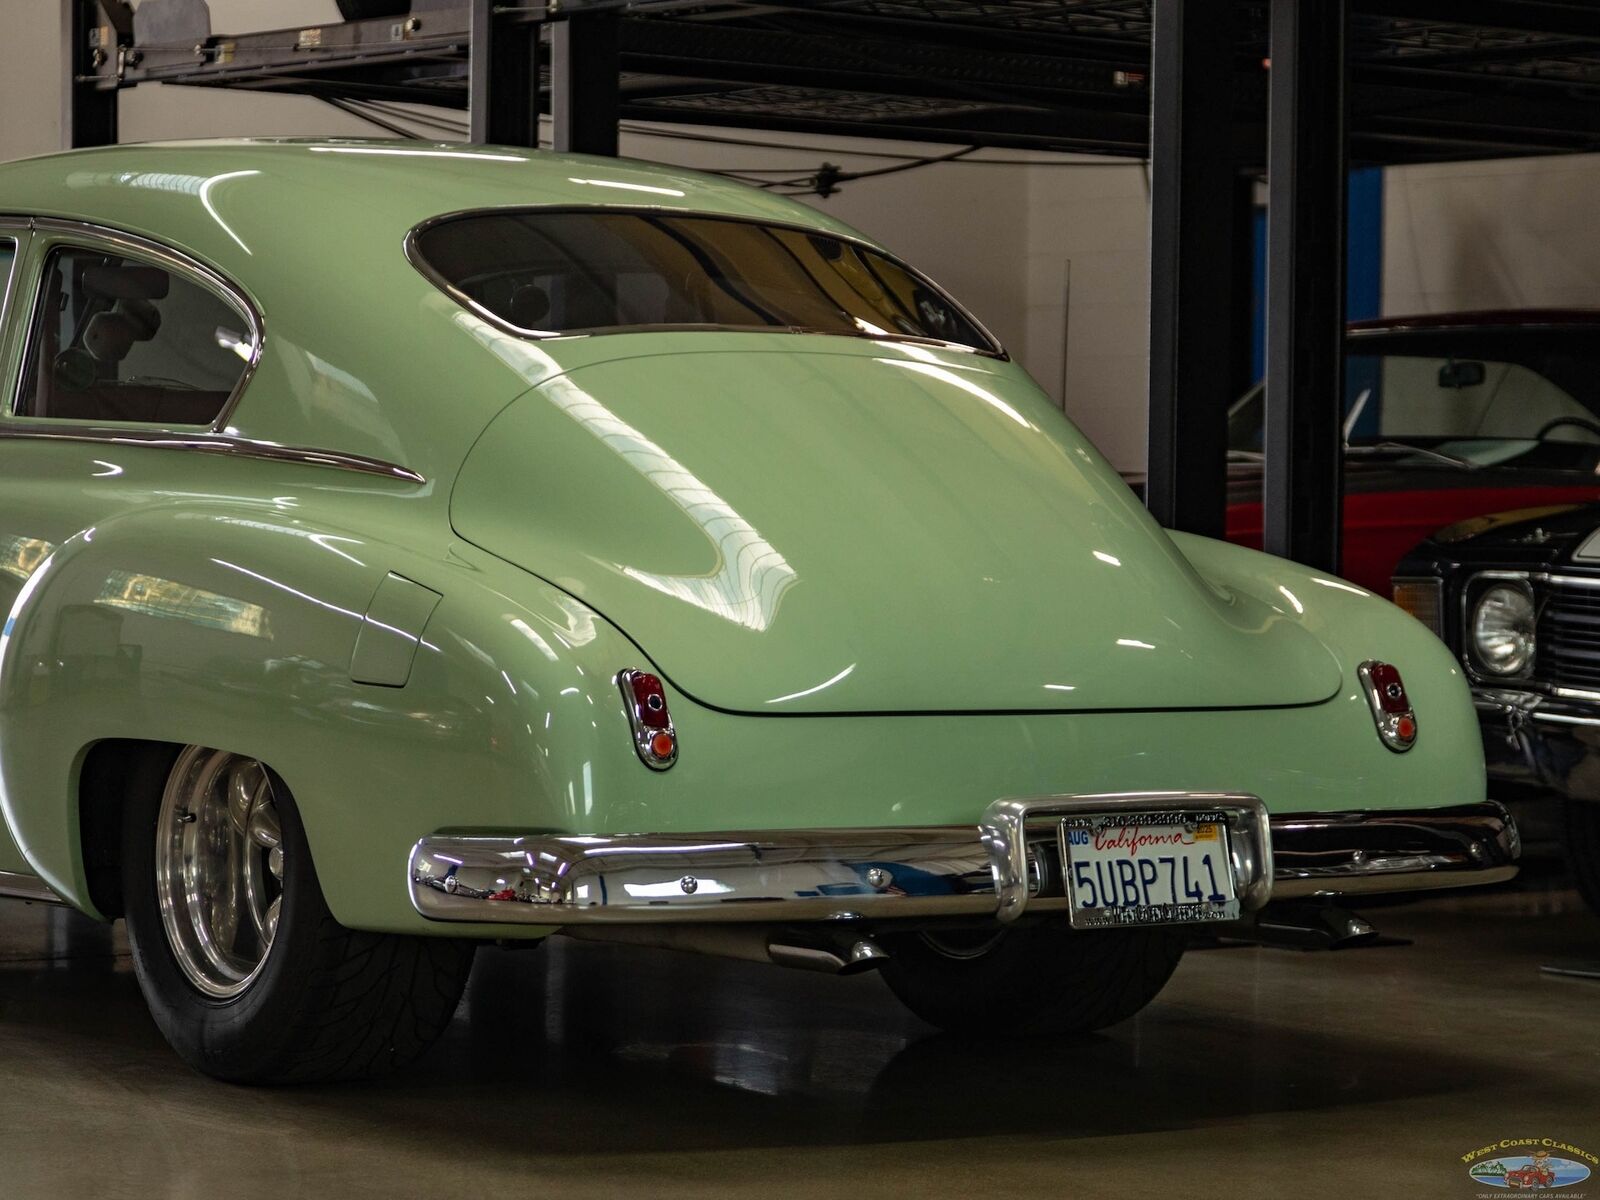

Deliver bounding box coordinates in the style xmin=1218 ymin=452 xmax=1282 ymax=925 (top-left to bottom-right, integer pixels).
xmin=1475 ymin=687 xmax=1600 ymax=802
xmin=408 ymin=796 xmax=1517 ymax=926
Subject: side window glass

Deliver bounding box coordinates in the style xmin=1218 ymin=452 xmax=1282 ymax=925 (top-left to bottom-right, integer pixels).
xmin=0 ymin=239 xmax=15 ymax=318
xmin=14 ymin=245 xmax=252 ymax=427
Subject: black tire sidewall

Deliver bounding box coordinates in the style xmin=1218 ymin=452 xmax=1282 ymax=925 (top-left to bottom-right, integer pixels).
xmin=880 ymin=922 xmax=1187 ymax=1036
xmin=1565 ymin=799 xmax=1600 ymax=915
xmin=122 ymin=750 xmax=332 ymax=1083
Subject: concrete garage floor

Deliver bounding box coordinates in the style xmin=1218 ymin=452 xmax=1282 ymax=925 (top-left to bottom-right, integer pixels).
xmin=1 ymin=879 xmax=1596 ymax=1200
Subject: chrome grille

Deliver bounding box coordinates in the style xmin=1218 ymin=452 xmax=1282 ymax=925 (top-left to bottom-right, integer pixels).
xmin=1537 ymin=579 xmax=1600 ymax=691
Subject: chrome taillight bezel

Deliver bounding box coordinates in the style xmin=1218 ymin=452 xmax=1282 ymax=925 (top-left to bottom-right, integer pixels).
xmin=619 ymin=668 xmax=678 ymax=770
xmin=1358 ymin=660 xmax=1417 ymax=753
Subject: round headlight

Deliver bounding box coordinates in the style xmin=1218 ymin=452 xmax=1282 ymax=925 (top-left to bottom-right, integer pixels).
xmin=1471 ymin=584 xmax=1535 ymax=676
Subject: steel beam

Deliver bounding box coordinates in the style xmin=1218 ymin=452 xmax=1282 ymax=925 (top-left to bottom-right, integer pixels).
xmin=551 ymin=11 xmax=621 ymax=155
xmin=1263 ymin=0 xmax=1348 ymax=572
xmin=1145 ymin=0 xmax=1240 ymax=538
xmin=63 ymin=0 xmax=120 ymax=148
xmin=1355 ymin=0 xmax=1600 ymax=39
xmin=469 ymin=0 xmax=538 ymax=146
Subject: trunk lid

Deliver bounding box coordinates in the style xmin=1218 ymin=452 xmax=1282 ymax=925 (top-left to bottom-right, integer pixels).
xmin=451 ymin=340 xmax=1342 ymax=713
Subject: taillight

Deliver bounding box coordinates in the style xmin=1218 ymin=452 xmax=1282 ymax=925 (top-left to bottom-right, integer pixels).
xmin=619 ymin=668 xmax=678 ymax=770
xmin=1358 ymin=661 xmax=1416 ymax=752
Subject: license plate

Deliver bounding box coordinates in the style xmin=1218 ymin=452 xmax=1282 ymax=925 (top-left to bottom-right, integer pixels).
xmin=1060 ymin=811 xmax=1240 ymax=929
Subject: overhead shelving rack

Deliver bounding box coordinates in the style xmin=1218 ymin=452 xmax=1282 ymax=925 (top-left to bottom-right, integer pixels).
xmin=59 ymin=0 xmax=1600 ymax=574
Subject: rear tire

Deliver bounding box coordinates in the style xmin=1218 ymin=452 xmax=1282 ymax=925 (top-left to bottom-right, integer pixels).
xmin=1565 ymin=800 xmax=1600 ymax=916
xmin=122 ymin=745 xmax=475 ymax=1083
xmin=879 ymin=923 xmax=1186 ymax=1036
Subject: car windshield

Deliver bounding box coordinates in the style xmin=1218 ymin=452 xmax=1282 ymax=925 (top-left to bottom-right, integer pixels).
xmin=1227 ymin=327 xmax=1600 ymax=470
xmin=409 ymin=209 xmax=1000 ymax=354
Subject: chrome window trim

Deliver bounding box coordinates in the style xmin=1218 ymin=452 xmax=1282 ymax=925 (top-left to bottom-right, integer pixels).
xmin=0 ymin=220 xmax=26 ymax=333
xmin=403 ymin=204 xmax=1009 ymax=360
xmin=9 ymin=217 xmax=265 ymax=435
xmin=0 ymin=217 xmax=424 ymax=484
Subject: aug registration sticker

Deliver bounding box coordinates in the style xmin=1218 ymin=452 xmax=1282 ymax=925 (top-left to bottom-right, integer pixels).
xmin=1463 ymin=1139 xmax=1596 ymax=1194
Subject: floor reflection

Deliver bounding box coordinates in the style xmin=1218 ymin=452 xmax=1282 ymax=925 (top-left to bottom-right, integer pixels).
xmin=0 ymin=874 xmax=1596 ymax=1198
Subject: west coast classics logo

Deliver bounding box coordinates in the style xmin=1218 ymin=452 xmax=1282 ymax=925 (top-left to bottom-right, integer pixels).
xmin=1463 ymin=1139 xmax=1596 ymax=1192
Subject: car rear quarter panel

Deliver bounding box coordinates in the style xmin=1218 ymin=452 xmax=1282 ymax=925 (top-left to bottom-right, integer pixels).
xmin=0 ymin=440 xmax=1488 ymax=936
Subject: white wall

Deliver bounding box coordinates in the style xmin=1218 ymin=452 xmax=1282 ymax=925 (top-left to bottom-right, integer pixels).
xmin=0 ymin=0 xmax=67 ymax=162
xmin=1384 ymin=153 xmax=1600 ymax=316
xmin=1025 ymin=159 xmax=1151 ymax=471
xmin=1 ymin=0 xmax=1161 ymax=467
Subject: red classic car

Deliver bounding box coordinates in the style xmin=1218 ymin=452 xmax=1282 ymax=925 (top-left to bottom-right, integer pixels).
xmin=1203 ymin=311 xmax=1600 ymax=595
xmin=1505 ymin=1161 xmax=1557 ymax=1189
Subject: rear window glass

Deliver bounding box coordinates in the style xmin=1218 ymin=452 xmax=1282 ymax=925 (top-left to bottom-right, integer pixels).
xmin=410 ymin=209 xmax=999 ymax=354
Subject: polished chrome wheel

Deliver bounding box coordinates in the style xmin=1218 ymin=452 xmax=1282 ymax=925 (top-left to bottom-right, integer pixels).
xmin=155 ymin=746 xmax=285 ymax=999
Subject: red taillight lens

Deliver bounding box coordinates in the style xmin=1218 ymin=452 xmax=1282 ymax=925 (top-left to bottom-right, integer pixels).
xmin=1358 ymin=661 xmax=1416 ymax=752
xmin=619 ymin=668 xmax=678 ymax=770
xmin=1365 ymin=662 xmax=1411 ymax=715
xmin=628 ymin=671 xmax=671 ymax=729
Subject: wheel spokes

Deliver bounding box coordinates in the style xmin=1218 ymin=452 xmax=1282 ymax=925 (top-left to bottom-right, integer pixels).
xmin=158 ymin=749 xmax=286 ymax=998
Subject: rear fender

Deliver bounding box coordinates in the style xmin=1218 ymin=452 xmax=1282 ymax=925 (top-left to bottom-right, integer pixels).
xmin=1169 ymin=530 xmax=1486 ymax=805
xmin=0 ymin=502 xmax=643 ymax=926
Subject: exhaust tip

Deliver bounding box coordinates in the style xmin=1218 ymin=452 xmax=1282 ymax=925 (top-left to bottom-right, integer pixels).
xmin=767 ymin=936 xmax=889 ymax=975
xmin=837 ymin=938 xmax=889 ymax=976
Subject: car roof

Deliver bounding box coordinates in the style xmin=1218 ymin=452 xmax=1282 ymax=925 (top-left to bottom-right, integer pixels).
xmin=0 ymin=139 xmax=894 ymax=489
xmin=0 ymin=138 xmax=869 ymax=273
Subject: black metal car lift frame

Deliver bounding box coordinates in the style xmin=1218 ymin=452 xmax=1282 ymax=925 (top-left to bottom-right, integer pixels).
xmin=60 ymin=0 xmax=1600 ymax=579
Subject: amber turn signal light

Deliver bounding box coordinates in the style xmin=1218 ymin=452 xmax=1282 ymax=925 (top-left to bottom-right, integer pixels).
xmin=1390 ymin=579 xmax=1443 ymax=638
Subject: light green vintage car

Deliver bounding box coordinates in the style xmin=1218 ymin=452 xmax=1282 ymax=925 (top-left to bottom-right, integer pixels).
xmin=0 ymin=139 xmax=1515 ymax=1083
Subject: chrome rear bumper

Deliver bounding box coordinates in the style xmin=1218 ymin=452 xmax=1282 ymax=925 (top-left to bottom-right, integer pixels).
xmin=408 ymin=796 xmax=1517 ymax=927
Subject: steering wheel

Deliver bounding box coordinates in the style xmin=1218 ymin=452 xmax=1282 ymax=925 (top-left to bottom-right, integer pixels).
xmin=1535 ymin=416 xmax=1600 ymax=441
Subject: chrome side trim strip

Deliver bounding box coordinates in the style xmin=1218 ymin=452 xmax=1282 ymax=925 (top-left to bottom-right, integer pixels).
xmin=0 ymin=425 xmax=425 ymax=483
xmin=408 ymin=800 xmax=1513 ymax=927
xmin=0 ymin=870 xmax=63 ymax=904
